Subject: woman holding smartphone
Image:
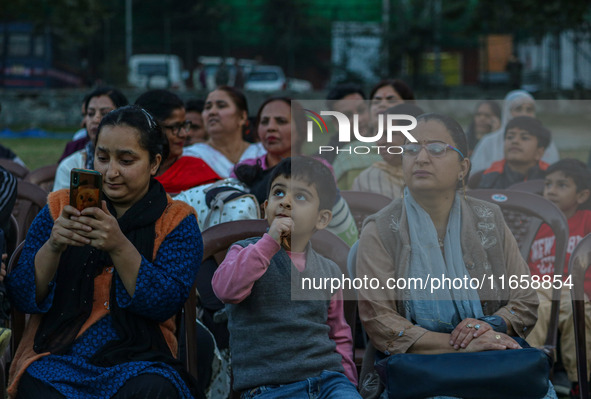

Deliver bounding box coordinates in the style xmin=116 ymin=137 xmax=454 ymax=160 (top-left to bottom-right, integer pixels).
xmin=6 ymin=105 xmax=204 ymax=399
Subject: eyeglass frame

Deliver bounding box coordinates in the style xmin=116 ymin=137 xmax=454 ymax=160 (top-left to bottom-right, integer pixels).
xmin=401 ymin=141 xmax=465 ymax=159
xmin=161 ymin=120 xmax=192 ymax=137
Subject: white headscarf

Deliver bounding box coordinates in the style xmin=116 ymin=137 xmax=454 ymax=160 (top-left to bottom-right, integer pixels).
xmin=499 ymin=90 xmax=535 ymax=129
xmin=470 ymin=90 xmax=559 ymax=174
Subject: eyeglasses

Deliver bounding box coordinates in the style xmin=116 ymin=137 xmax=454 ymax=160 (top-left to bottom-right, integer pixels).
xmin=162 ymin=121 xmax=191 ymax=137
xmin=401 ymin=142 xmax=465 ymax=159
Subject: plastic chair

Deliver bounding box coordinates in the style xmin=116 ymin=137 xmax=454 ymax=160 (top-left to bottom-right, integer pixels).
xmin=508 ymin=179 xmax=545 ymax=195
xmin=5 ymin=214 xmax=19 ymax=260
xmin=0 ymin=241 xmax=26 ymax=397
xmin=12 ymin=181 xmax=48 ymax=244
xmin=0 ymin=160 xmax=28 ymax=180
xmin=346 ymin=240 xmax=368 ymax=372
xmin=6 ymin=241 xmax=26 ymax=353
xmin=568 ymin=233 xmax=591 ymax=399
xmin=24 ymin=164 xmax=58 ymax=193
xmin=467 ymin=189 xmax=569 ymax=361
xmin=340 ymin=191 xmax=392 ymax=232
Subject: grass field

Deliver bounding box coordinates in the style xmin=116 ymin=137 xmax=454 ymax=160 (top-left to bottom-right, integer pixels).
xmin=2 ymin=136 xmax=589 ymax=173
xmin=0 ymin=138 xmax=69 ymax=171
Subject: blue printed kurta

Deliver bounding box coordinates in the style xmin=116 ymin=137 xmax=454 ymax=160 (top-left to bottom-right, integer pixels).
xmin=7 ymin=205 xmax=202 ymax=398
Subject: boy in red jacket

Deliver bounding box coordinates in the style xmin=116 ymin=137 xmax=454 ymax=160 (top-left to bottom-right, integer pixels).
xmin=526 ymin=159 xmax=591 ymax=397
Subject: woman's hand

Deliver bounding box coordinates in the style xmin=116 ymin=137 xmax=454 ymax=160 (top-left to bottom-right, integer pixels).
xmin=72 ymin=201 xmax=126 ymax=253
xmin=450 ymin=318 xmax=492 ymax=349
xmin=48 ymin=205 xmax=93 ymax=253
xmin=463 ymin=330 xmax=521 ymax=352
xmin=0 ymin=253 xmax=6 ymax=282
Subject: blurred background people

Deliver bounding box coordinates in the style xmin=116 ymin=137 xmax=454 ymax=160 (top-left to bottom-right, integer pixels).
xmin=135 ymin=90 xmax=220 ymax=195
xmin=58 ymin=94 xmax=91 ymax=162
xmin=352 ymin=103 xmax=425 ymax=199
xmin=478 ymin=116 xmax=551 ymax=189
xmin=232 ymin=97 xmax=358 ymax=246
xmin=470 ymin=90 xmax=559 ymax=174
xmin=465 ymin=100 xmax=501 ymax=156
xmin=369 ymin=79 xmax=415 ymax=129
xmin=53 ymin=87 xmax=128 ymax=191
xmin=184 ymin=86 xmax=265 ymax=178
xmin=322 ymin=83 xmax=381 ymax=190
xmin=184 ymin=99 xmax=207 ymax=146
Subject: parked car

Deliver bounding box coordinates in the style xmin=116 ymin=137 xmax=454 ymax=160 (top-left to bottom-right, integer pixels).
xmin=196 ymin=56 xmax=259 ymax=91
xmin=288 ymin=78 xmax=313 ymax=93
xmin=128 ymin=54 xmax=188 ymax=90
xmin=244 ymin=66 xmax=287 ymax=92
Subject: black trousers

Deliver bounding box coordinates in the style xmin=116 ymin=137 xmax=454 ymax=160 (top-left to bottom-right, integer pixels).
xmin=16 ymin=371 xmax=180 ymax=399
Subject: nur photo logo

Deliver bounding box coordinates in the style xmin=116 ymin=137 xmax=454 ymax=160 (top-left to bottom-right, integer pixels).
xmin=304 ymin=108 xmax=418 ymax=155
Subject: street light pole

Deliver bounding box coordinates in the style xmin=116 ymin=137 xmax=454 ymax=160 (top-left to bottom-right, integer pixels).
xmin=382 ymin=0 xmax=390 ymax=78
xmin=125 ymin=0 xmax=132 ymax=63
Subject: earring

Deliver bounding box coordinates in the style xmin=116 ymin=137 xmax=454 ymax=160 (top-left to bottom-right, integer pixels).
xmin=460 ymin=176 xmax=466 ymax=200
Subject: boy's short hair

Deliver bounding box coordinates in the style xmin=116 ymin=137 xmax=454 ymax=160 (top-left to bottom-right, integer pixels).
xmin=546 ymin=158 xmax=591 ymax=209
xmin=185 ymin=98 xmax=204 ymax=113
xmin=267 ymin=156 xmax=337 ymax=211
xmin=504 ymin=116 xmax=551 ymax=149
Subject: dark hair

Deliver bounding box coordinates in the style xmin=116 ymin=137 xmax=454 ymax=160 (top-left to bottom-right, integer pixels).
xmin=546 ymin=159 xmax=591 ymax=209
xmin=255 ymin=97 xmax=306 ymax=154
xmin=97 ymin=105 xmax=169 ymax=166
xmin=84 ymin=86 xmax=129 ymax=111
xmin=267 ymin=156 xmax=336 ymax=211
xmin=81 ymin=92 xmax=92 ymax=112
xmin=504 ymin=116 xmax=551 ymax=149
xmin=479 ymin=100 xmax=501 ymax=119
xmin=370 ymin=79 xmax=415 ymax=102
xmin=134 ymin=89 xmax=185 ymax=122
xmin=415 ymin=113 xmax=470 ymax=186
xmin=213 ymin=85 xmax=248 ymax=115
xmin=383 ymin=103 xmax=425 ymax=118
xmin=326 ymin=83 xmax=366 ymax=104
xmin=185 ymin=98 xmax=205 ymax=113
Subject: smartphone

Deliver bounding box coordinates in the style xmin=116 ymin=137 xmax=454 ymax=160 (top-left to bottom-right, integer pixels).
xmin=70 ymin=168 xmax=103 ymax=211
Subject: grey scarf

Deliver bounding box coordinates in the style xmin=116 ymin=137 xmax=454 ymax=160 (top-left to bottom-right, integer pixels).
xmin=404 ymin=188 xmax=484 ymax=332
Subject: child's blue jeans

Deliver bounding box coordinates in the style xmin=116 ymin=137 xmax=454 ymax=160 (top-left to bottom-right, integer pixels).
xmin=240 ymin=370 xmax=361 ymax=399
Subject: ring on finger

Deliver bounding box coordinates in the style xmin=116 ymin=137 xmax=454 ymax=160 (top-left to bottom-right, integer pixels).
xmin=495 ymin=334 xmax=501 ymax=340
xmin=474 ymin=324 xmax=481 ymax=330
xmin=466 ymin=323 xmax=473 ymax=328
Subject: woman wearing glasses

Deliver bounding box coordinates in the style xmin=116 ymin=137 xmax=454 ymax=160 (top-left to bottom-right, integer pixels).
xmin=135 ymin=90 xmax=220 ymax=195
xmin=356 ymin=113 xmax=556 ymax=398
xmin=53 ymin=87 xmax=129 ymax=191
xmin=183 ymin=86 xmax=265 ymax=178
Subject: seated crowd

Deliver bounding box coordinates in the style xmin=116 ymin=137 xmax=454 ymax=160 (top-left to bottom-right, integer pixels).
xmin=1 ymin=81 xmax=590 ymax=399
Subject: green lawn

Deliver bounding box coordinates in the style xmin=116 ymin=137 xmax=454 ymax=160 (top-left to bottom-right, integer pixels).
xmin=0 ymin=138 xmax=69 ymax=171
xmin=1 ymin=136 xmax=589 ymax=174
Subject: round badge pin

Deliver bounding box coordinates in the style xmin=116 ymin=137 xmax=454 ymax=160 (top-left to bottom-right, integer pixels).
xmin=491 ymin=194 xmax=507 ymax=202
